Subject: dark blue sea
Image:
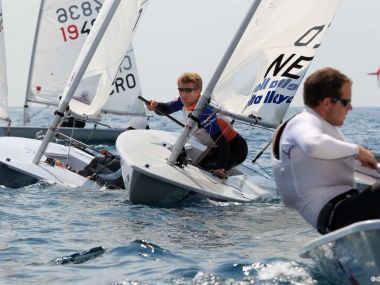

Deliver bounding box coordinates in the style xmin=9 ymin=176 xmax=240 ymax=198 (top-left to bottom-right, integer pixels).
xmin=1 ymin=106 xmax=379 ymax=285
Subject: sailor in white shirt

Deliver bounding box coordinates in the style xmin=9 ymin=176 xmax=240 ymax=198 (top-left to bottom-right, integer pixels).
xmin=271 ymin=67 xmax=379 ymax=234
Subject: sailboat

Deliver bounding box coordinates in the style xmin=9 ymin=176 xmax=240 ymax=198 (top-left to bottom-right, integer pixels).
xmin=0 ymin=0 xmax=146 ymax=144
xmin=0 ymin=0 xmax=148 ymax=188
xmin=116 ymin=0 xmax=343 ymax=206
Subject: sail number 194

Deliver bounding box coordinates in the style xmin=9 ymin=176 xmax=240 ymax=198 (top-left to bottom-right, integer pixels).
xmin=56 ymin=0 xmax=102 ymax=42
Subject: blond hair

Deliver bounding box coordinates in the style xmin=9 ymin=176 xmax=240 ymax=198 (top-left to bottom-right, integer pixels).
xmin=177 ymin=72 xmax=203 ymax=91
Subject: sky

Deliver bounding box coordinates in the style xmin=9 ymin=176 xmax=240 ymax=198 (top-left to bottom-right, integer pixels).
xmin=3 ymin=0 xmax=380 ymax=107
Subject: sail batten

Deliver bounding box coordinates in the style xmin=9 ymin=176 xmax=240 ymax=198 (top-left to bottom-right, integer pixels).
xmin=212 ymin=0 xmax=342 ymax=128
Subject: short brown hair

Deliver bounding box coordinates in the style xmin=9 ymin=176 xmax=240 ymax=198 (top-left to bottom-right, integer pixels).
xmin=177 ymin=72 xmax=203 ymax=91
xmin=303 ymin=67 xmax=352 ymax=108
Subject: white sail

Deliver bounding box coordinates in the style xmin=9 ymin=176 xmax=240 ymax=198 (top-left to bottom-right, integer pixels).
xmin=101 ymin=46 xmax=145 ymax=115
xmin=0 ymin=0 xmax=9 ymax=122
xmin=212 ymin=0 xmax=342 ymax=128
xmin=34 ymin=0 xmax=148 ymax=163
xmin=28 ymin=0 xmax=145 ymax=116
xmin=68 ymin=0 xmax=148 ymax=121
xmin=29 ymin=0 xmax=102 ymax=105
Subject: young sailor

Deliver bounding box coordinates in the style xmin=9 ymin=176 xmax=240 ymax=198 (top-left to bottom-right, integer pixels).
xmin=75 ymin=117 xmax=150 ymax=188
xmin=145 ymin=72 xmax=248 ymax=178
xmin=271 ymin=67 xmax=380 ymax=234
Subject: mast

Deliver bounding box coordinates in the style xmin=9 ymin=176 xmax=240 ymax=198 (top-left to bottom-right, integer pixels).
xmin=23 ymin=0 xmax=45 ymax=125
xmin=33 ymin=0 xmax=121 ymax=164
xmin=0 ymin=0 xmax=10 ymax=123
xmin=167 ymin=0 xmax=263 ymax=165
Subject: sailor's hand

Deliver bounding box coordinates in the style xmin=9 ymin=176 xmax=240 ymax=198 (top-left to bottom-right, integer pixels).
xmin=210 ymin=168 xmax=227 ymax=179
xmin=357 ymin=146 xmax=378 ymax=169
xmin=145 ymin=100 xmax=158 ymax=111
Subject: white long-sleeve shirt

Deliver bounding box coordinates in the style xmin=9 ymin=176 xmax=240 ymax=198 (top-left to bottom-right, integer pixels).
xmin=271 ymin=107 xmax=358 ymax=228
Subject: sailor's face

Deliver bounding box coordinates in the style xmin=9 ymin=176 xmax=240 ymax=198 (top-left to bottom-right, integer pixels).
xmin=178 ymin=83 xmax=200 ymax=107
xmin=326 ymin=82 xmax=352 ymax=126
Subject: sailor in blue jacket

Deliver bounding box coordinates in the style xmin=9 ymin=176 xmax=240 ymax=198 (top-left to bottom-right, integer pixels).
xmin=146 ymin=72 xmax=248 ymax=178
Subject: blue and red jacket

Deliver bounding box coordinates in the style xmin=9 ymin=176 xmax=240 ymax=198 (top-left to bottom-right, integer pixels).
xmin=155 ymin=97 xmax=243 ymax=170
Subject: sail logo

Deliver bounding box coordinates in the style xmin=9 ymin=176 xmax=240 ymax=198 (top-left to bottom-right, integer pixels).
xmin=245 ymin=77 xmax=297 ymax=106
xmin=245 ymin=53 xmax=314 ymax=108
xmin=249 ymin=90 xmax=293 ymax=105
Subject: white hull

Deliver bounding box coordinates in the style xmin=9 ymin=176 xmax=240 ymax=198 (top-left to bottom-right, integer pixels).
xmin=116 ymin=130 xmax=271 ymax=206
xmin=300 ymin=219 xmax=380 ymax=285
xmin=0 ymin=126 xmax=123 ymax=144
xmin=0 ymin=137 xmax=100 ymax=188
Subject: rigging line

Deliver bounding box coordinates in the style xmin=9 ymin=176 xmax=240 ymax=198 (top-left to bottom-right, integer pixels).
xmin=253 ymin=125 xmax=274 ymax=132
xmin=84 ymin=123 xmax=96 ymax=145
xmin=254 ymin=162 xmax=272 ymax=179
xmin=54 ymin=132 xmax=105 ymax=157
xmin=221 ymin=182 xmax=252 ymax=199
xmin=93 ymin=121 xmax=112 ymax=128
xmin=58 ymin=111 xmax=90 ymax=161
xmin=242 ymin=162 xmax=272 ymax=179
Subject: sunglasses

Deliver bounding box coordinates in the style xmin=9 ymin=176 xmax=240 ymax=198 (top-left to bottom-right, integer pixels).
xmin=330 ymin=97 xmax=351 ymax=107
xmin=178 ymin=87 xmax=195 ymax=93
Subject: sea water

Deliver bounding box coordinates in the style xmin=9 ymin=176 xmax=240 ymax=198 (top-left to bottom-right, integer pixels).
xmin=0 ymin=107 xmax=379 ymax=285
